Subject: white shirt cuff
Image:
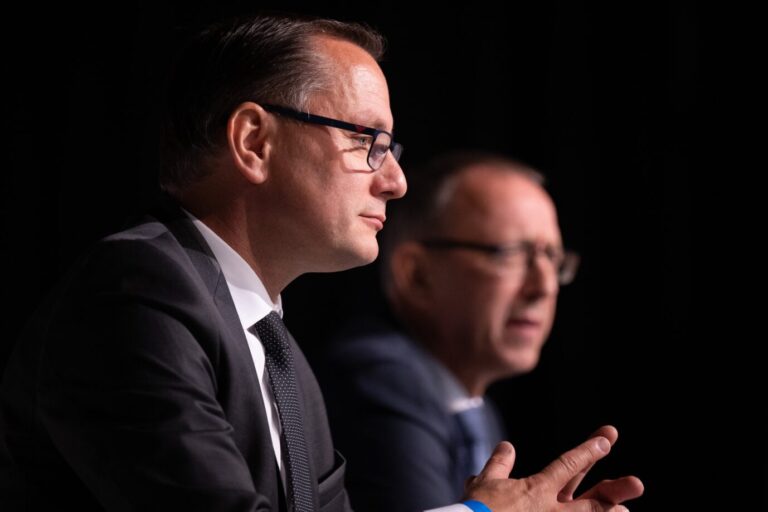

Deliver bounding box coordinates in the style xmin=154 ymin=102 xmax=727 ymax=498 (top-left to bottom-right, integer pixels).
xmin=424 ymin=504 xmax=471 ymax=512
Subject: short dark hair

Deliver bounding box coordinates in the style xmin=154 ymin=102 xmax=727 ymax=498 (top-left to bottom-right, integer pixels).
xmin=379 ymin=150 xmax=545 ymax=287
xmin=159 ymin=14 xmax=386 ymax=195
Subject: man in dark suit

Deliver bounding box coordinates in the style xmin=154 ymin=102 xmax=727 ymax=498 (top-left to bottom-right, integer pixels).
xmin=0 ymin=14 xmax=404 ymax=511
xmin=320 ymin=152 xmax=636 ymax=511
xmin=1 ymin=15 xmax=641 ymax=512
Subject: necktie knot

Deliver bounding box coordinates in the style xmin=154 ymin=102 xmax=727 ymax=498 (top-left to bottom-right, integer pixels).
xmin=254 ymin=311 xmax=292 ymax=366
xmin=454 ymin=406 xmax=489 ymax=444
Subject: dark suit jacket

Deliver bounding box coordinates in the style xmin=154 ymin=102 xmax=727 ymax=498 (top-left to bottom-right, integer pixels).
xmin=317 ymin=317 xmax=504 ymax=512
xmin=0 ymin=202 xmax=351 ymax=511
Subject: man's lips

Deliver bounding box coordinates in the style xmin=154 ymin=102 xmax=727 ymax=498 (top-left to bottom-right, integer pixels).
xmin=360 ymin=214 xmax=385 ymax=230
xmin=508 ymin=318 xmax=540 ymax=327
xmin=506 ymin=317 xmax=542 ymax=335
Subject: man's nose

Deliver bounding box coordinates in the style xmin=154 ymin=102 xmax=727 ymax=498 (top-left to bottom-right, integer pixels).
xmin=374 ymin=156 xmax=407 ymax=200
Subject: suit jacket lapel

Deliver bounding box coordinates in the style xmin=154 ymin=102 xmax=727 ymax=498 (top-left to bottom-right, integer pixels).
xmin=148 ymin=198 xmax=283 ymax=509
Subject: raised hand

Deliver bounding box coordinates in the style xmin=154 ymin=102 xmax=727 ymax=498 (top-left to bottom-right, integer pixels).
xmin=463 ymin=427 xmax=643 ymax=512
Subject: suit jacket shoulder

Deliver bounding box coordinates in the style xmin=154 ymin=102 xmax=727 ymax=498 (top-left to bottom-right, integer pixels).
xmin=1 ymin=202 xmax=350 ymax=512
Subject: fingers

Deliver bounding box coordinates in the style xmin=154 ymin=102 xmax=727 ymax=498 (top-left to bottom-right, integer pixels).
xmin=563 ymin=500 xmax=630 ymax=512
xmin=540 ymin=436 xmax=611 ymax=488
xmin=592 ymin=425 xmax=618 ymax=445
xmin=475 ymin=441 xmax=516 ymax=481
xmin=578 ymin=476 xmax=645 ymax=504
xmin=560 ymin=425 xmax=619 ymax=500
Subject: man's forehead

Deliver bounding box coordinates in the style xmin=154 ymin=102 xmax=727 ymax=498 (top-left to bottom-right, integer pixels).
xmin=308 ymin=76 xmax=393 ymax=131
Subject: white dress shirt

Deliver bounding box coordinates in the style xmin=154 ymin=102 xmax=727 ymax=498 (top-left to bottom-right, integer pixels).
xmin=190 ymin=216 xmax=287 ymax=489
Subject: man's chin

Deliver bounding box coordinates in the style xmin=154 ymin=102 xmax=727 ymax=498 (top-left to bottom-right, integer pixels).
xmin=500 ymin=347 xmax=541 ymax=375
xmin=353 ymin=239 xmax=380 ymax=265
xmin=323 ymin=242 xmax=379 ymax=272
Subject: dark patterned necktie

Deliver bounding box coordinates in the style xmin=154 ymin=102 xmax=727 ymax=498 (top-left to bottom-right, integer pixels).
xmin=253 ymin=312 xmax=314 ymax=512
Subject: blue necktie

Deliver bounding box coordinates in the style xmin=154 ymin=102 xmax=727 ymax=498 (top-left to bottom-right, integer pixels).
xmin=454 ymin=405 xmax=492 ymax=480
xmin=253 ymin=312 xmax=314 ymax=512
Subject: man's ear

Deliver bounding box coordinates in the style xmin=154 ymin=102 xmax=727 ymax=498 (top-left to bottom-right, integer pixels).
xmin=390 ymin=242 xmax=434 ymax=309
xmin=227 ymin=102 xmax=272 ymax=184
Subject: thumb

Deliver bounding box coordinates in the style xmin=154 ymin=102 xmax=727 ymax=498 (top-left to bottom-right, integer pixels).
xmin=476 ymin=441 xmax=516 ymax=481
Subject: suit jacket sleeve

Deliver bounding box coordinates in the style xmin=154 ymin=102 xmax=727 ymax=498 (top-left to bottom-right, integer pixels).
xmin=322 ymin=335 xmax=457 ymax=512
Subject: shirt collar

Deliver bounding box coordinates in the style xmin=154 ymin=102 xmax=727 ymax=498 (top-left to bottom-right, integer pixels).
xmin=185 ymin=210 xmax=282 ymax=329
xmin=418 ymin=346 xmax=484 ymax=413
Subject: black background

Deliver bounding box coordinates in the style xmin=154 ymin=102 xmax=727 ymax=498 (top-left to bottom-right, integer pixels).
xmin=3 ymin=2 xmax=705 ymax=510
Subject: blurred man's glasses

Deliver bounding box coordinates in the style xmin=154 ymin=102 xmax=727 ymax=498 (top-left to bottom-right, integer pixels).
xmin=262 ymin=104 xmax=403 ymax=171
xmin=420 ymin=238 xmax=580 ymax=285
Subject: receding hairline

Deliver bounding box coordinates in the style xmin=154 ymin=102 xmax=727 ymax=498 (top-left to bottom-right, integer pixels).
xmin=310 ymin=32 xmax=382 ymax=56
xmin=303 ymin=34 xmax=389 ymax=114
xmin=431 ymin=161 xmax=549 ymax=228
xmin=301 ymin=24 xmax=386 ymax=91
xmin=459 ymin=160 xmax=545 ymax=184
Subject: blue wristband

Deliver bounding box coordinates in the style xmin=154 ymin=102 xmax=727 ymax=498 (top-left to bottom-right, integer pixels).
xmin=463 ymin=500 xmax=492 ymax=512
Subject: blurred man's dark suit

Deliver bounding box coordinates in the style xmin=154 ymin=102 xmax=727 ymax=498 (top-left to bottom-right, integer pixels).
xmin=318 ymin=316 xmax=504 ymax=512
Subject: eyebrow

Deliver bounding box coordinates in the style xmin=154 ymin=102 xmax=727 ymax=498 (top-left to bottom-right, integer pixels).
xmin=353 ymin=110 xmax=392 ymax=132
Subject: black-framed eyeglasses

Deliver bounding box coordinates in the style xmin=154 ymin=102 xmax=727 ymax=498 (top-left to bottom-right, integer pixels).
xmin=262 ymin=104 xmax=403 ymax=171
xmin=420 ymin=238 xmax=580 ymax=285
